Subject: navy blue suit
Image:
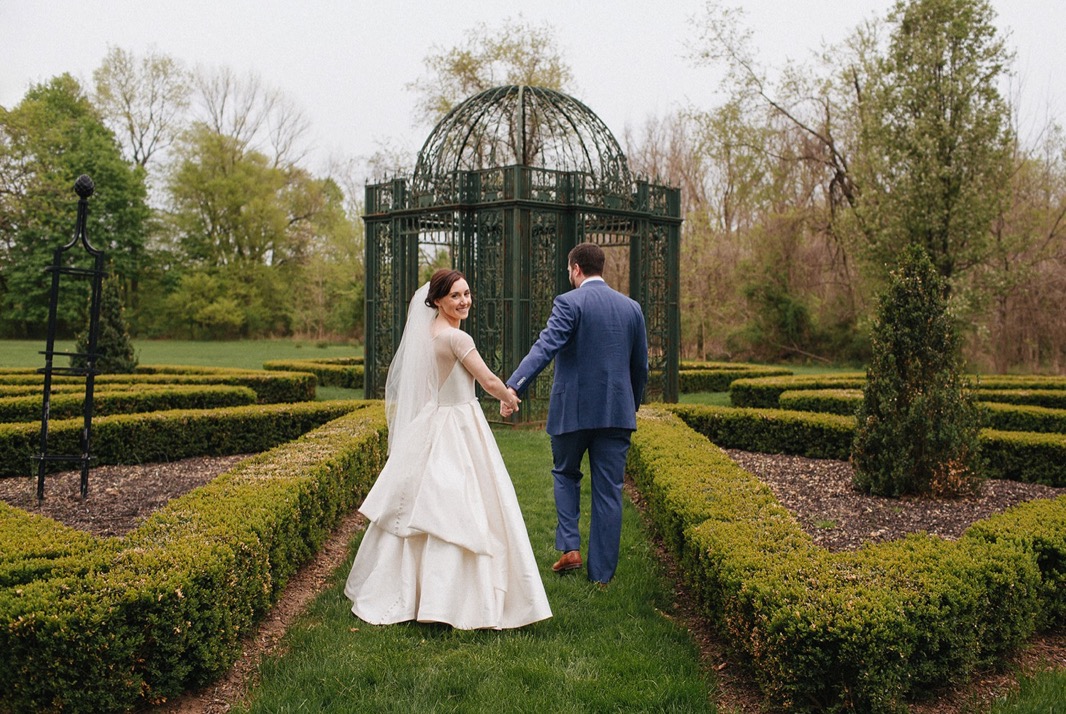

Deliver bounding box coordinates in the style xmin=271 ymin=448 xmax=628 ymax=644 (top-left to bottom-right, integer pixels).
xmin=507 ymin=278 xmax=648 ymax=582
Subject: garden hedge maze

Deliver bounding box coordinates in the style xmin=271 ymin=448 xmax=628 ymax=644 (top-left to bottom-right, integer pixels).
xmin=0 ymin=362 xmax=1062 ymax=711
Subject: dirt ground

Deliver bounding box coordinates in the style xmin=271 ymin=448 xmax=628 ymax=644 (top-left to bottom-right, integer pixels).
xmin=1 ymin=452 xmax=1062 ymax=712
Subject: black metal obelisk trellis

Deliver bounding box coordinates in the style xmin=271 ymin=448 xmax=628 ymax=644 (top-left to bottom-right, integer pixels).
xmin=34 ymin=175 xmax=107 ymax=501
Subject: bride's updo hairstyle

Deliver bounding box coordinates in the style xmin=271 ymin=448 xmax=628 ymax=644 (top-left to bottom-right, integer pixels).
xmin=425 ymin=269 xmax=467 ymax=309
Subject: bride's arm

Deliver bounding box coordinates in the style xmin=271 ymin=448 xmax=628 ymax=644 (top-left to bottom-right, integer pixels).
xmin=462 ymin=348 xmax=520 ymax=411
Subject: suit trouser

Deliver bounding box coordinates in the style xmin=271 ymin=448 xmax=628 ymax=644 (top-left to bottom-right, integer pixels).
xmin=550 ymin=427 xmax=633 ymax=583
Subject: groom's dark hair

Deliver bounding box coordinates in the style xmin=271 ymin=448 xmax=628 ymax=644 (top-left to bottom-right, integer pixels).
xmin=568 ymin=242 xmax=605 ymax=276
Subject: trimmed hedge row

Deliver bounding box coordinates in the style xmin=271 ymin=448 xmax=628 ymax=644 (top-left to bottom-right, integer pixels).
xmin=0 ymin=400 xmax=367 ymax=477
xmin=0 ymin=385 xmax=257 ymax=423
xmin=678 ymin=361 xmax=793 ymax=393
xmin=262 ymin=357 xmax=364 ymax=390
xmin=976 ymin=389 xmax=1066 ymax=409
xmin=668 ymin=403 xmax=1066 ymax=486
xmin=0 ymin=366 xmax=316 ymax=404
xmin=730 ymin=374 xmax=866 ymax=408
xmin=734 ymin=373 xmax=1066 ymax=410
xmin=0 ymin=366 xmax=315 ymax=404
xmin=0 ymin=403 xmax=387 ymax=713
xmin=778 ymin=388 xmax=863 ymax=416
xmin=629 ymin=407 xmax=1062 ymax=712
xmin=981 ymin=402 xmax=1066 ymax=434
xmin=780 ymin=389 xmax=1066 ymax=434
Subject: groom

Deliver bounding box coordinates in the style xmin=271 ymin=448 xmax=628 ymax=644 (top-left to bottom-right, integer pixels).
xmin=502 ymin=242 xmax=648 ymax=584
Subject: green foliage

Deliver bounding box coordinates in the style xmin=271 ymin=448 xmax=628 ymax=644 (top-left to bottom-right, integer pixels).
xmin=0 ymin=400 xmax=361 ymax=477
xmin=133 ymin=123 xmax=362 ymax=340
xmin=670 ymin=403 xmax=856 ymax=460
xmin=779 ymin=388 xmax=864 ymax=416
xmin=670 ymin=402 xmax=1066 ymax=487
xmin=853 ymin=245 xmax=984 ymax=496
xmin=739 ymin=271 xmax=817 ymax=361
xmin=91 ymin=46 xmax=191 ymax=168
xmin=677 ymin=361 xmax=792 ymax=393
xmin=262 ymin=357 xmax=364 ymax=389
xmin=855 ymin=0 xmax=1013 ymax=285
xmin=70 ymin=271 xmax=139 ymax=373
xmin=407 ymin=16 xmax=574 ymax=125
xmin=730 ymin=373 xmax=867 ymax=408
xmin=979 ymin=402 xmax=1066 ymax=433
xmin=0 ymin=74 xmax=149 ymax=339
xmin=967 ymin=495 xmax=1066 ymax=628
xmin=976 ymin=389 xmax=1066 ymax=409
xmin=630 ymin=407 xmax=1058 ymax=712
xmin=0 ymin=384 xmax=256 ymax=422
xmin=0 ymin=405 xmax=387 ymax=713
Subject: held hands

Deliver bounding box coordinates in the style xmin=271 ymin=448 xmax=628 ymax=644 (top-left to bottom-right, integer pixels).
xmin=499 ymin=387 xmax=521 ymax=418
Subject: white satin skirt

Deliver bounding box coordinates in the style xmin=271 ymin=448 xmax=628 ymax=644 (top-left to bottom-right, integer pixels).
xmin=344 ymin=399 xmax=551 ymax=630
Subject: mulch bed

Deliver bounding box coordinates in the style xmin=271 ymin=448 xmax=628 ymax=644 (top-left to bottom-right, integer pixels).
xmin=726 ymin=449 xmax=1066 ymax=551
xmin=0 ymin=455 xmax=251 ymax=538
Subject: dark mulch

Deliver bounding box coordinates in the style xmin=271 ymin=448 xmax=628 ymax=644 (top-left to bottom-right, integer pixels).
xmin=0 ymin=450 xmax=1063 ymax=713
xmin=727 ymin=449 xmax=1066 ymax=552
xmin=0 ymin=455 xmax=250 ymax=537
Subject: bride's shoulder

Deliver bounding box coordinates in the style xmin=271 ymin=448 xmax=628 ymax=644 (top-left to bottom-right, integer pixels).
xmin=445 ymin=327 xmax=476 ymax=353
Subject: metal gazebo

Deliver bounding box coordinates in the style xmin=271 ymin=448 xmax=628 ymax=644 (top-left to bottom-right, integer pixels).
xmin=363 ymin=85 xmax=681 ymax=421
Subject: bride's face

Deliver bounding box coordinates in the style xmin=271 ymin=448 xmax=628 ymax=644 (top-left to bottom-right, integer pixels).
xmin=435 ymin=278 xmax=471 ymax=324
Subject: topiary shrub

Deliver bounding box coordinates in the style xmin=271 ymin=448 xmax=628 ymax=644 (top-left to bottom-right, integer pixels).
xmin=70 ymin=270 xmax=138 ymax=374
xmin=852 ymin=245 xmax=983 ymax=497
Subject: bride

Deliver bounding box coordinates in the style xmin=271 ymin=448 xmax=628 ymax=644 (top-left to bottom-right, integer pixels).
xmin=344 ymin=269 xmax=552 ymax=629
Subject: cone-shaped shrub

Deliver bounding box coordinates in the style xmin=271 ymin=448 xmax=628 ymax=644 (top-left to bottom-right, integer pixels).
xmin=852 ymin=245 xmax=983 ymax=496
xmin=71 ymin=271 xmax=138 ymax=374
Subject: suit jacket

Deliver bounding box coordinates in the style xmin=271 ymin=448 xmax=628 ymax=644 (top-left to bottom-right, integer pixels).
xmin=507 ymin=280 xmax=648 ymax=436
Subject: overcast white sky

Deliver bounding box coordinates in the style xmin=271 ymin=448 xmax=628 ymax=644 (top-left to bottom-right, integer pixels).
xmin=2 ymin=0 xmax=1063 ymax=182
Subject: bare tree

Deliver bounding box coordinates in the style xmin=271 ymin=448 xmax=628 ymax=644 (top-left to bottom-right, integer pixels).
xmin=92 ymin=46 xmax=191 ymax=167
xmin=192 ymin=66 xmax=310 ymax=166
xmin=407 ymin=15 xmax=575 ymax=126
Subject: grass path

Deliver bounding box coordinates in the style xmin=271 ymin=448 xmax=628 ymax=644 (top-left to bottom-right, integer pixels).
xmin=233 ymin=427 xmax=713 ymax=713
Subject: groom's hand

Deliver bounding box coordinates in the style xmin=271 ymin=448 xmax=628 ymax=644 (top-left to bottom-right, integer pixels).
xmin=500 ymin=387 xmax=520 ymax=417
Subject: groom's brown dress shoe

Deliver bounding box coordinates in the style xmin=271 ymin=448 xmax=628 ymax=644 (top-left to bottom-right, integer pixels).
xmin=552 ymin=550 xmax=582 ymax=573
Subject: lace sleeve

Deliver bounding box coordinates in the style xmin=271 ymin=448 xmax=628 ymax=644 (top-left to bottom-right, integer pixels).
xmin=447 ymin=328 xmax=477 ymax=361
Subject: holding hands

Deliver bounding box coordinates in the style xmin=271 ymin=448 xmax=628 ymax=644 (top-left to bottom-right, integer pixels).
xmin=499 ymin=387 xmax=521 ymax=418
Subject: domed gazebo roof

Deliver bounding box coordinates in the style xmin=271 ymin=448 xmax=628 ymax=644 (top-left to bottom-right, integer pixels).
xmin=412 ymin=85 xmax=632 ymax=196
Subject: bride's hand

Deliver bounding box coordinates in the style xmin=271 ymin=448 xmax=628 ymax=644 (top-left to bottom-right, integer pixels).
xmin=500 ymin=389 xmax=520 ymax=417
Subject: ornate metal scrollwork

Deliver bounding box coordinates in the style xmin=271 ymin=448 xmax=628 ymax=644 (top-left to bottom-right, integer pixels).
xmin=363 ymin=86 xmax=681 ymax=417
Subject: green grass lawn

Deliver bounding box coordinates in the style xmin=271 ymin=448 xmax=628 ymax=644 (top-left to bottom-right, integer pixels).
xmin=0 ymin=339 xmax=361 ymax=370
xmin=233 ymin=427 xmax=713 ymax=713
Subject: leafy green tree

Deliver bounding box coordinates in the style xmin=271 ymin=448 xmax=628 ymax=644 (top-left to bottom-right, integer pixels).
xmin=408 ymin=15 xmax=574 ymax=125
xmin=852 ymin=245 xmax=983 ymax=496
xmin=161 ymin=124 xmax=360 ymax=339
xmin=71 ymin=270 xmax=138 ymax=373
xmin=854 ymin=0 xmax=1014 ymax=286
xmin=167 ymin=125 xmax=289 ymax=266
xmin=0 ymin=74 xmax=148 ymax=338
xmin=287 ymin=176 xmax=365 ymax=340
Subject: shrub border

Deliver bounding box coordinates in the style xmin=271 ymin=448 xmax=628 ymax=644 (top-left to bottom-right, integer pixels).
xmin=262 ymin=357 xmax=364 ymax=390
xmin=668 ymin=403 xmax=1066 ymax=487
xmin=0 ymin=403 xmax=386 ymax=713
xmin=630 ymin=406 xmax=1062 ymax=711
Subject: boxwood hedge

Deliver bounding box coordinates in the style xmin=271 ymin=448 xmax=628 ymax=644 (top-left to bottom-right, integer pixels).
xmin=262 ymin=357 xmax=364 ymax=390
xmin=0 ymin=403 xmax=386 ymax=713
xmin=630 ymin=407 xmax=1061 ymax=712
xmin=0 ymin=401 xmax=366 ymax=477
xmin=0 ymin=367 xmax=316 ymax=404
xmin=669 ymin=403 xmax=1066 ymax=486
xmin=0 ymin=385 xmax=257 ymax=423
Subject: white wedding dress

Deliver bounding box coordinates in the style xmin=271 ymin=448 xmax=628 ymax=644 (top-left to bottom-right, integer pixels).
xmin=344 ymin=327 xmax=551 ymax=629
